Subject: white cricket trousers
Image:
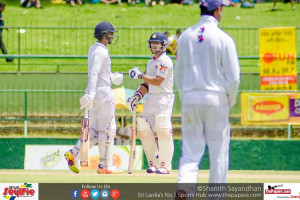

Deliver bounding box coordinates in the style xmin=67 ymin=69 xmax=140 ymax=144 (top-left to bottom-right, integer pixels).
xmin=73 ymin=86 xmax=116 ymax=162
xmin=178 ymin=102 xmax=230 ymax=183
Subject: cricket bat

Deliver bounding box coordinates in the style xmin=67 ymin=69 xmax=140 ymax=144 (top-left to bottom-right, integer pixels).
xmin=128 ymin=107 xmax=137 ymax=174
xmin=80 ymin=109 xmax=90 ymax=166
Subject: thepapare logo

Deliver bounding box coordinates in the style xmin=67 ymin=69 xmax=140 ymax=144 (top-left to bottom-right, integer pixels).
xmin=253 ymin=101 xmax=284 ymax=115
xmin=265 ymin=184 xmax=291 ymax=194
xmin=2 ymin=183 xmax=36 ymax=200
xmin=40 ymin=149 xmax=60 ymax=169
xmin=263 ymin=52 xmax=295 ymax=64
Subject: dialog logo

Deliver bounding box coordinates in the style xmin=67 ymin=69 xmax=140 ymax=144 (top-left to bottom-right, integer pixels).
xmin=100 ymin=189 xmax=110 ymax=199
xmin=71 ymin=189 xmax=80 ymax=199
xmin=90 ymin=189 xmax=100 ymax=199
xmin=80 ymin=189 xmax=90 ymax=199
xmin=111 ymin=189 xmax=120 ymax=199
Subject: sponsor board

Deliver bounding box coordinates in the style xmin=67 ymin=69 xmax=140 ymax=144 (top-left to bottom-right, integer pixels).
xmin=241 ymin=92 xmax=300 ymax=125
xmin=259 ymin=27 xmax=297 ymax=91
xmin=25 ymin=145 xmax=143 ymax=170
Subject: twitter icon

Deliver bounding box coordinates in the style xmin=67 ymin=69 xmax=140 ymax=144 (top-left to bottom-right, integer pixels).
xmin=91 ymin=189 xmax=100 ymax=199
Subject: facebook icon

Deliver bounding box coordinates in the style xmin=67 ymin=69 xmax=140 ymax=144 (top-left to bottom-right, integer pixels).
xmin=71 ymin=189 xmax=80 ymax=199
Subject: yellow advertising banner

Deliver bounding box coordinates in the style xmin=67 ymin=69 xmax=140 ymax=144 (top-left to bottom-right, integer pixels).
xmin=259 ymin=27 xmax=297 ymax=91
xmin=247 ymin=95 xmax=289 ymax=122
xmin=241 ymin=93 xmax=300 ymax=125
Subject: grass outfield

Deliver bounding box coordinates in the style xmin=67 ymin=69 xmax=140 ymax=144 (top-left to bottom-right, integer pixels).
xmin=2 ymin=1 xmax=300 ymax=28
xmin=0 ymin=1 xmax=299 ymax=73
xmin=1 ymin=170 xmax=300 ymax=183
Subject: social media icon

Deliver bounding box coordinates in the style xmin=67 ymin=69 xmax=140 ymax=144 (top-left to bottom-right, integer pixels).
xmin=71 ymin=189 xmax=80 ymax=199
xmin=111 ymin=189 xmax=120 ymax=199
xmin=100 ymin=189 xmax=110 ymax=199
xmin=80 ymin=189 xmax=90 ymax=199
xmin=91 ymin=189 xmax=100 ymax=199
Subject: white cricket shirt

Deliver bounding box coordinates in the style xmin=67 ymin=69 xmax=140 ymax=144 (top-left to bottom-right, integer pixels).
xmin=174 ymin=15 xmax=240 ymax=107
xmin=85 ymin=42 xmax=112 ymax=98
xmin=146 ymin=53 xmax=174 ymax=94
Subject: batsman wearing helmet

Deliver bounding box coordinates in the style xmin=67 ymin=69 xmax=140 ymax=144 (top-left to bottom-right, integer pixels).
xmin=128 ymin=32 xmax=174 ymax=174
xmin=64 ymin=21 xmax=123 ymax=174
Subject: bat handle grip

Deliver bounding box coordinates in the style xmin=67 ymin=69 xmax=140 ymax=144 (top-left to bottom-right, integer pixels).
xmin=84 ymin=109 xmax=89 ymax=118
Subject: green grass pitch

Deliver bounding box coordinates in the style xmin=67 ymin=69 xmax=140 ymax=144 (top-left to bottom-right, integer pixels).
xmin=1 ymin=170 xmax=300 ymax=183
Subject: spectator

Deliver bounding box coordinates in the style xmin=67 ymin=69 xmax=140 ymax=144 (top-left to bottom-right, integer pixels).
xmin=101 ymin=0 xmax=122 ymax=4
xmin=182 ymin=0 xmax=194 ymax=5
xmin=167 ymin=29 xmax=181 ymax=55
xmin=170 ymin=0 xmax=181 ymax=3
xmin=148 ymin=0 xmax=166 ymax=6
xmin=272 ymin=0 xmax=295 ymax=10
xmin=0 ymin=3 xmax=13 ymax=63
xmin=20 ymin=0 xmax=42 ymax=8
xmin=128 ymin=0 xmax=140 ymax=5
xmin=115 ymin=117 xmax=131 ymax=145
xmin=66 ymin=0 xmax=82 ymax=6
xmin=164 ymin=30 xmax=170 ymax=38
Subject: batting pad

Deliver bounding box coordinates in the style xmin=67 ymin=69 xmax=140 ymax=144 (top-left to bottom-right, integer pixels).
xmin=98 ymin=134 xmax=114 ymax=169
xmin=155 ymin=114 xmax=174 ymax=171
xmin=98 ymin=118 xmax=116 ymax=169
xmin=137 ymin=117 xmax=159 ymax=168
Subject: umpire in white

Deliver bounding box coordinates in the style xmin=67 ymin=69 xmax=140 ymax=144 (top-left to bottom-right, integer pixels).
xmin=175 ymin=0 xmax=240 ymax=186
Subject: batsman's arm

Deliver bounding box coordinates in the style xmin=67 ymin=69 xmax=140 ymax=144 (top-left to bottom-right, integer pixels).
xmin=127 ymin=83 xmax=149 ymax=112
xmin=84 ymin=109 xmax=89 ymax=118
xmin=140 ymin=75 xmax=164 ymax=87
xmin=85 ymin=53 xmax=104 ymax=98
xmin=129 ymin=67 xmax=164 ymax=86
xmin=136 ymin=82 xmax=149 ymax=96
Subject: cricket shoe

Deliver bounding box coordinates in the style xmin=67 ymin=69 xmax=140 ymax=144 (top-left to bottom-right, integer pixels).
xmin=64 ymin=151 xmax=79 ymax=174
xmin=111 ymin=166 xmax=123 ymax=174
xmin=146 ymin=166 xmax=157 ymax=173
xmin=97 ymin=164 xmax=112 ymax=174
xmin=156 ymin=167 xmax=171 ymax=174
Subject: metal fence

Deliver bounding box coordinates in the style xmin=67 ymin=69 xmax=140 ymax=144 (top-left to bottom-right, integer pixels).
xmin=2 ymin=26 xmax=299 ymax=56
xmin=0 ymin=26 xmax=299 ymax=73
xmin=1 ymin=26 xmax=300 ymax=136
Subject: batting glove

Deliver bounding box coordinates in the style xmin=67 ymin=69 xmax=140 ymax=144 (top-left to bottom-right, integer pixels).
xmin=79 ymin=94 xmax=94 ymax=110
xmin=111 ymin=72 xmax=124 ymax=85
xmin=127 ymin=91 xmax=143 ymax=112
xmin=129 ymin=67 xmax=143 ymax=79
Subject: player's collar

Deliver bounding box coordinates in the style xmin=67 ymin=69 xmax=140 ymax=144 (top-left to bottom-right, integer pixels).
xmin=200 ymin=15 xmax=219 ymax=25
xmin=152 ymin=52 xmax=166 ymax=61
xmin=96 ymin=41 xmax=108 ymax=49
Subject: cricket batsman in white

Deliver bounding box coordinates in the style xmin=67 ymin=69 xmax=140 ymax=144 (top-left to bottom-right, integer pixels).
xmin=127 ymin=32 xmax=175 ymax=174
xmin=64 ymin=21 xmax=123 ymax=174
